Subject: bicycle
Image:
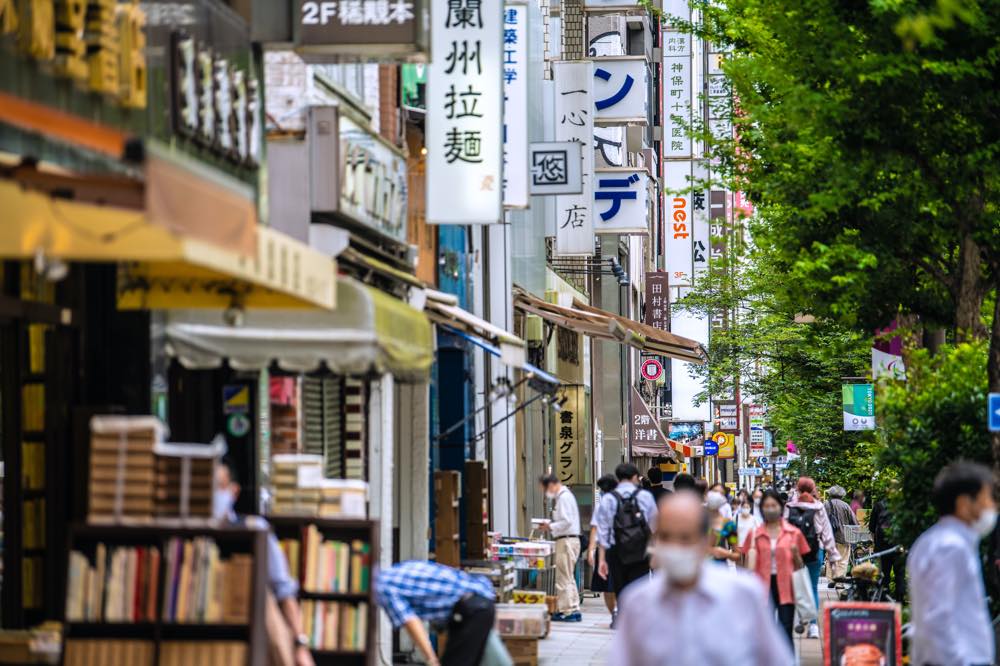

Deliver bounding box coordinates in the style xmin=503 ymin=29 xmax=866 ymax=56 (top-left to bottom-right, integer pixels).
xmin=832 ymin=545 xmax=905 ymax=603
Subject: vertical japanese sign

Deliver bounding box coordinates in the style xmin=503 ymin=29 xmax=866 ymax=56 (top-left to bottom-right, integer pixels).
xmin=593 ymin=57 xmax=649 ymax=125
xmin=503 ymin=3 xmax=528 ymax=208
xmin=557 ymin=386 xmax=588 ymax=484
xmin=593 ymin=169 xmax=649 ymax=234
xmin=644 ymin=271 xmax=670 ymax=332
xmin=553 ymin=61 xmax=595 ymax=256
xmin=629 ymin=387 xmax=673 ymax=456
xmin=843 ymin=384 xmax=875 ymax=431
xmin=426 ymin=0 xmax=503 ymax=224
xmin=748 ymin=404 xmax=766 ymax=456
xmin=662 ymin=17 xmax=692 ymax=159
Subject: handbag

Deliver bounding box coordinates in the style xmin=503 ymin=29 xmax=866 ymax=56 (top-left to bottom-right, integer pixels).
xmin=792 ymin=564 xmax=818 ymax=623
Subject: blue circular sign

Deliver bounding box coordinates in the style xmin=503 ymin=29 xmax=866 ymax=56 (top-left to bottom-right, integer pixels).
xmin=704 ymin=441 xmax=719 ymax=456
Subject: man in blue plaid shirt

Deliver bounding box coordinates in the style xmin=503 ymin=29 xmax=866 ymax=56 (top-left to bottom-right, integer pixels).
xmin=375 ymin=561 xmax=497 ymax=666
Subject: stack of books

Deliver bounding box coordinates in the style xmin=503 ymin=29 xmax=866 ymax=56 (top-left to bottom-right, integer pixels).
xmin=154 ymin=449 xmax=214 ymax=518
xmin=159 ymin=641 xmax=247 ymax=665
xmin=63 ymin=640 xmax=154 ymax=666
xmin=88 ymin=417 xmax=162 ymax=522
xmin=66 ymin=545 xmax=161 ymax=622
xmin=300 ymin=525 xmax=371 ymax=594
xmin=271 ymin=454 xmax=323 ymax=515
xmin=343 ymin=379 xmax=365 ymax=480
xmin=300 ymin=600 xmax=368 ymax=652
xmin=318 ymin=479 xmax=367 ymax=518
xmin=161 ymin=537 xmax=252 ymax=624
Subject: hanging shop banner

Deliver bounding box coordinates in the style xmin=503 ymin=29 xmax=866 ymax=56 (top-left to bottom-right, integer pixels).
xmin=843 ymin=384 xmax=875 ymax=431
xmin=748 ymin=404 xmax=766 ymax=456
xmin=529 ymin=142 xmax=583 ymax=195
xmin=553 ymin=61 xmax=595 ymax=255
xmin=692 ymin=161 xmax=710 ymax=280
xmin=557 ymin=385 xmax=587 ymax=484
xmin=295 ymin=0 xmax=429 ymax=60
xmin=823 ymin=602 xmax=902 ymax=666
xmin=644 ymin=271 xmax=670 ymax=332
xmin=663 ymin=21 xmax=692 ymax=158
xmin=426 ymin=0 xmax=503 ymax=224
xmin=630 ymin=387 xmax=672 ymax=457
xmin=502 ymin=3 xmax=528 ymax=208
xmin=593 ymin=168 xmax=650 ymax=234
xmin=593 ymin=56 xmax=649 ymax=126
xmin=664 ymin=161 xmax=693 ymax=299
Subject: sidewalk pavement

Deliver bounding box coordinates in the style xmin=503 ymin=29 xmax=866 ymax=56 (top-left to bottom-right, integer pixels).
xmin=538 ymin=578 xmax=838 ymax=665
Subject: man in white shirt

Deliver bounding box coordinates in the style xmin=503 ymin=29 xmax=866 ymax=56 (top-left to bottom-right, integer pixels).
xmin=609 ymin=491 xmax=793 ymax=666
xmin=908 ymin=461 xmax=996 ymax=666
xmin=539 ymin=473 xmax=582 ymax=622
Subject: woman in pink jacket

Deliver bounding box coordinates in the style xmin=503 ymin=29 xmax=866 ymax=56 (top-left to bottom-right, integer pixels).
xmin=784 ymin=476 xmax=839 ymax=638
xmin=742 ymin=489 xmax=811 ymax=647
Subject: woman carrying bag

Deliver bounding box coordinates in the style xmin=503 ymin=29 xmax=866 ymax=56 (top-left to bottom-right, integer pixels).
xmin=742 ymin=490 xmax=813 ymax=647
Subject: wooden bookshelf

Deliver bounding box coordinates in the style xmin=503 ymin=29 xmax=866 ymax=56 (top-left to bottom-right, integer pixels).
xmin=267 ymin=516 xmax=379 ymax=666
xmin=63 ymin=523 xmax=269 ymax=666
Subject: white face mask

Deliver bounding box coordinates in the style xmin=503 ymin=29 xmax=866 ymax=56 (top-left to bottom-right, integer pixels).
xmin=545 ymin=490 xmax=557 ymax=500
xmin=973 ymin=507 xmax=998 ymax=538
xmin=654 ymin=544 xmax=703 ymax=585
xmin=740 ymin=506 xmax=751 ymax=516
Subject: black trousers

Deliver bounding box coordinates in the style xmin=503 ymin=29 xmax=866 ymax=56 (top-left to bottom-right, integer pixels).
xmin=770 ymin=575 xmax=795 ymax=648
xmin=442 ymin=594 xmax=495 ymax=666
xmin=881 ymin=551 xmax=906 ymax=601
xmin=607 ymin=547 xmax=650 ymax=599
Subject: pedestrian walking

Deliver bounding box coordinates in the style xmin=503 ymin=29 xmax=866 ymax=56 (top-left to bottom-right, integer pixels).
xmin=742 ymin=489 xmax=811 ymax=647
xmin=646 ymin=466 xmax=669 ymax=503
xmin=823 ymin=485 xmax=856 ymax=580
xmin=908 ymin=461 xmax=996 ymax=666
xmin=850 ymin=489 xmax=865 ymax=517
xmin=784 ymin=476 xmax=839 ymax=638
xmin=735 ymin=489 xmax=762 ymax=556
xmin=609 ymin=491 xmax=794 ymax=665
xmin=751 ymin=487 xmax=764 ymax=522
xmin=538 ymin=473 xmax=582 ymax=622
xmin=706 ymin=491 xmax=740 ymax=564
xmin=587 ymin=474 xmax=620 ymax=627
xmin=672 ymin=472 xmax=697 ymax=493
xmin=710 ymin=482 xmax=733 ymax=519
xmin=375 ymin=561 xmax=510 ymax=666
xmin=596 ymin=463 xmax=657 ymax=600
xmin=867 ymin=494 xmax=905 ymax=601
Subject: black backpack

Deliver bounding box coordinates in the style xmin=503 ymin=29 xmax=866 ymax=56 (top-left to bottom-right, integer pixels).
xmin=612 ymin=490 xmax=651 ymax=565
xmin=786 ymin=506 xmax=820 ymax=563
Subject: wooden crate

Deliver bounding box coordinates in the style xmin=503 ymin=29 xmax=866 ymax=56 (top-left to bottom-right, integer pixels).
xmin=434 ymin=471 xmax=461 ymax=567
xmin=502 ymin=638 xmax=538 ymax=666
xmin=464 ymin=461 xmax=489 ymax=559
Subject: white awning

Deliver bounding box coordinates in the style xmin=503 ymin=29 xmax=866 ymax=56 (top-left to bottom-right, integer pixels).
xmin=422 ymin=288 xmax=527 ymax=368
xmin=165 ymin=277 xmax=433 ymax=382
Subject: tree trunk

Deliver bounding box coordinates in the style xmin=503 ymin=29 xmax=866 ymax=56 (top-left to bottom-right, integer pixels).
xmin=954 ymin=226 xmax=987 ymax=341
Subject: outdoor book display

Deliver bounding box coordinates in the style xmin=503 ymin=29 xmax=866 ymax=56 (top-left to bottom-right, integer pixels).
xmin=489 ymin=539 xmax=555 ymax=597
xmin=63 ymin=523 xmax=268 ymax=666
xmin=271 ymin=454 xmax=368 ymax=518
xmin=267 ymin=516 xmax=378 ymax=666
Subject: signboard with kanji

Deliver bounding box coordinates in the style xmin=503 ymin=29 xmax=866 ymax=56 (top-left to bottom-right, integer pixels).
xmin=748 ymin=404 xmax=766 ymax=457
xmin=645 ymin=271 xmax=669 ymax=332
xmin=553 ymin=61 xmax=595 ymax=255
xmin=502 ymin=3 xmax=528 ymax=208
xmin=556 ymin=386 xmax=589 ymax=484
xmin=629 ymin=387 xmax=673 ymax=457
xmin=295 ymin=0 xmax=428 ymax=59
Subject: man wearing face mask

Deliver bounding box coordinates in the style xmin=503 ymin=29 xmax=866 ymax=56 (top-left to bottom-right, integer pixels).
xmin=214 ymin=459 xmax=314 ymax=666
xmin=538 ymin=474 xmax=582 ymax=622
xmin=908 ymin=460 xmax=996 ymax=666
xmin=608 ymin=492 xmax=793 ymax=665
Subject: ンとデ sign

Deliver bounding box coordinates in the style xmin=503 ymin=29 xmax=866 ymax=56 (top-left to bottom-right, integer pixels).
xmin=553 ymin=61 xmax=595 ymax=255
xmin=295 ymin=0 xmax=428 ymax=60
xmin=426 ymin=0 xmax=503 ymax=224
xmin=842 ymin=384 xmax=875 ymax=431
xmin=593 ymin=169 xmax=650 ymax=234
xmin=593 ymin=56 xmax=649 ymax=125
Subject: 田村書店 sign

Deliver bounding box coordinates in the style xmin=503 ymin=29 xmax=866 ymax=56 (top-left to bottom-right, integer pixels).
xmin=426 ymin=0 xmax=503 ymax=224
xmin=294 ymin=0 xmax=429 ymax=60
xmin=644 ymin=271 xmax=669 ymax=332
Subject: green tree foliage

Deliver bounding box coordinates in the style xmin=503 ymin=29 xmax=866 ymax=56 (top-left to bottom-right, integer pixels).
xmin=876 ymin=342 xmax=992 ymax=547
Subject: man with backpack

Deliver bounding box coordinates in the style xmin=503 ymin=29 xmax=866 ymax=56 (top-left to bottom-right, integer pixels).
xmin=784 ymin=477 xmax=839 ymax=639
xmin=595 ymin=463 xmax=658 ymax=607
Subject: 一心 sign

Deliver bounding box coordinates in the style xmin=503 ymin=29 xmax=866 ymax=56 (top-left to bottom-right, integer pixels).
xmin=553 ymin=61 xmax=595 ymax=255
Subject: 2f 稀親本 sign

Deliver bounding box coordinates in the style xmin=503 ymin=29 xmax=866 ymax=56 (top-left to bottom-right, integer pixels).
xmin=295 ymin=0 xmax=428 ymax=59
xmin=426 ymin=0 xmax=503 ymax=224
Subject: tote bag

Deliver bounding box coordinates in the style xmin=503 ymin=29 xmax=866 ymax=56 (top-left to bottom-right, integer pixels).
xmin=792 ymin=566 xmax=818 ymax=623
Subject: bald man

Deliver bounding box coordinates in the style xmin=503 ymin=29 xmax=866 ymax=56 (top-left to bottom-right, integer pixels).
xmin=608 ymin=492 xmax=793 ymax=666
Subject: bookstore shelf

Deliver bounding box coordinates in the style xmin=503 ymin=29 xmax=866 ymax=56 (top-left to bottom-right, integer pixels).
xmin=63 ymin=523 xmax=268 ymax=666
xmin=266 ymin=515 xmax=378 ymax=666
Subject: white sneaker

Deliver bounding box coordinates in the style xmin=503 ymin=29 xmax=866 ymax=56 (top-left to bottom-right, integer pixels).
xmin=807 ymin=624 xmax=820 ymax=639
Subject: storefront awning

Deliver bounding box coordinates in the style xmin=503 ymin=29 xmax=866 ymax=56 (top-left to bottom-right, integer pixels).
xmin=0 ymin=178 xmax=336 ymax=310
xmin=164 ymin=277 xmax=433 ymax=382
xmin=444 ymin=327 xmax=560 ymax=387
xmin=423 ymin=288 xmax=527 ymax=369
xmin=513 ymin=288 xmax=707 ymax=364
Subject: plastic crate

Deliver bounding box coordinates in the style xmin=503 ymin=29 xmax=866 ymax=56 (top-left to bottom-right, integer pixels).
xmin=842 ymin=525 xmax=872 ymax=544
